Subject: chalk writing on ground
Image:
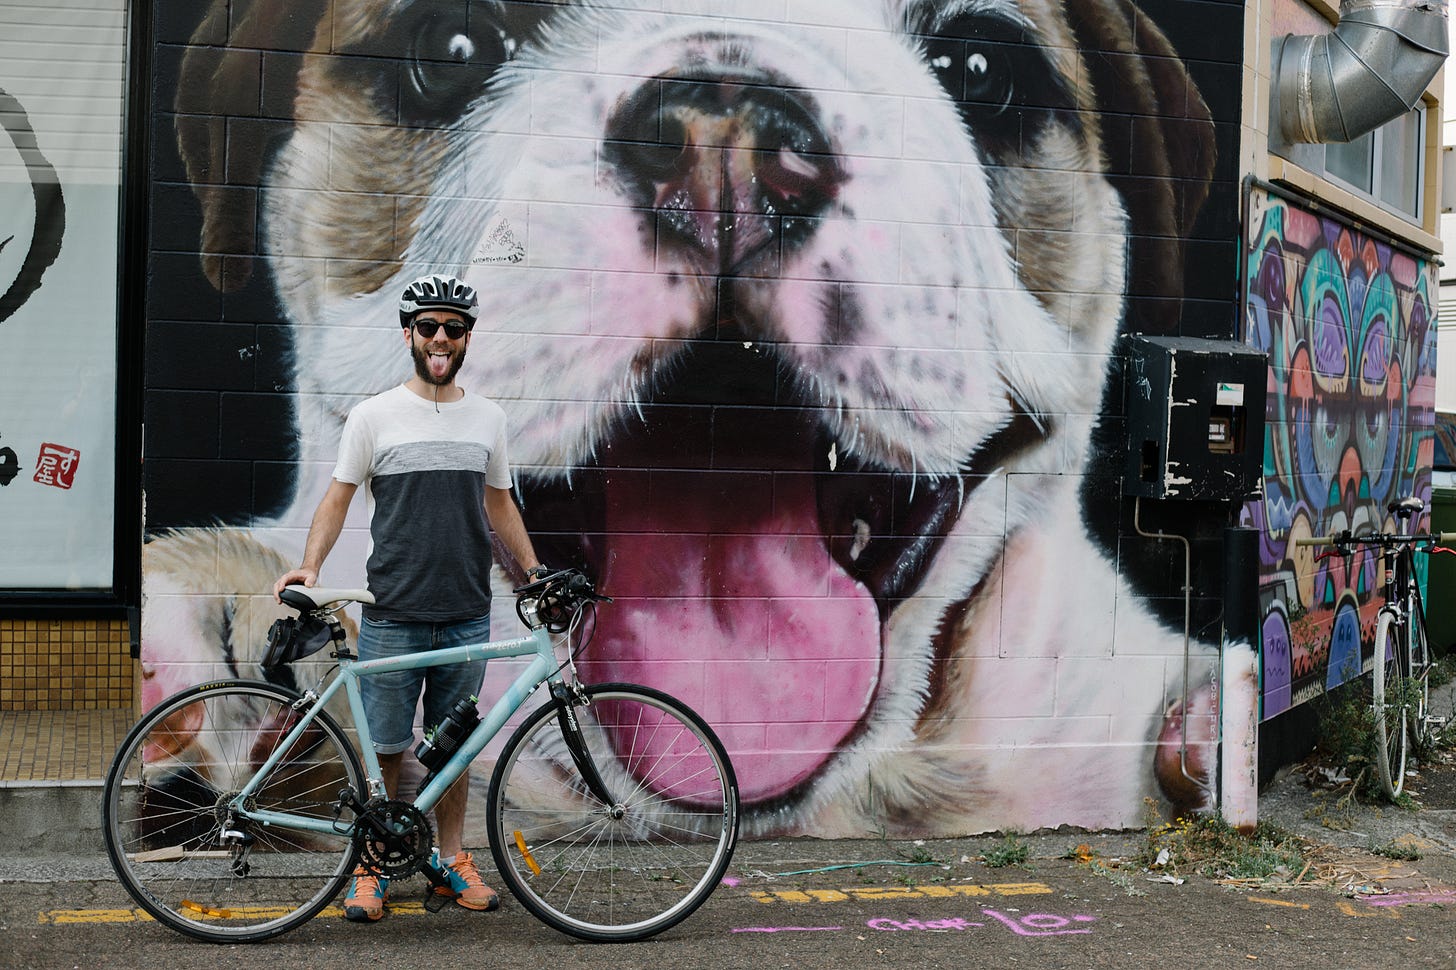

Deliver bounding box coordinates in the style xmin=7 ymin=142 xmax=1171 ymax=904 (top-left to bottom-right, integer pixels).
xmin=735 ymin=909 xmax=1097 ymax=938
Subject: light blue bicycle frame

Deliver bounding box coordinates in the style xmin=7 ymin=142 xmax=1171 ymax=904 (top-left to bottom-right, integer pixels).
xmin=234 ymin=622 xmax=562 ymax=838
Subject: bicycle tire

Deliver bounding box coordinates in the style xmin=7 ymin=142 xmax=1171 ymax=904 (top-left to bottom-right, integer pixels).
xmin=102 ymin=680 xmax=365 ymax=942
xmin=1407 ymin=602 xmax=1432 ymax=748
xmin=486 ymin=683 xmax=739 ymax=942
xmin=1371 ymin=613 xmax=1409 ymax=800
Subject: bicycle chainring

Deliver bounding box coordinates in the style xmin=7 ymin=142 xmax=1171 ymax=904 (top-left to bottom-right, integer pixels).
xmin=353 ymin=799 xmax=433 ymax=877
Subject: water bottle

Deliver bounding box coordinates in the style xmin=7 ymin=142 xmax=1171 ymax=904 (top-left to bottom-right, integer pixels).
xmin=415 ymin=695 xmax=480 ymax=774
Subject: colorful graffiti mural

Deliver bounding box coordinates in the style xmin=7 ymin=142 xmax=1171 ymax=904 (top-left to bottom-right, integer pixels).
xmin=142 ymin=0 xmax=1249 ymax=837
xmin=1242 ymin=188 xmax=1437 ymax=719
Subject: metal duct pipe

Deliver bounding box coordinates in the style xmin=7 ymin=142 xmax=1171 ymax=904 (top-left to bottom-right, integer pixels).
xmin=1277 ymin=0 xmax=1448 ymax=144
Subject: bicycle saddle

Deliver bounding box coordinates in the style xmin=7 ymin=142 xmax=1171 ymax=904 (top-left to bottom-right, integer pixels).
xmin=1389 ymin=496 xmax=1425 ymax=519
xmin=279 ymin=585 xmax=375 ymax=610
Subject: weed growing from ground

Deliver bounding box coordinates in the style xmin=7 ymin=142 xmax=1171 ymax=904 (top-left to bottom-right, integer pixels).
xmin=1310 ymin=673 xmax=1384 ymax=799
xmin=1140 ymin=803 xmax=1305 ymax=881
xmin=1371 ymin=838 xmax=1422 ymax=861
xmin=900 ymin=842 xmax=935 ymax=865
xmin=982 ymin=833 xmax=1030 ymax=869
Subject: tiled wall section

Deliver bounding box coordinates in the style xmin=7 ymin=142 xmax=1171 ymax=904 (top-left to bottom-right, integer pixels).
xmin=0 ymin=619 xmax=134 ymax=711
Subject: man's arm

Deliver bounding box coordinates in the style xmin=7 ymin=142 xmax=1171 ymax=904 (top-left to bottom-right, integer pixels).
xmin=484 ymin=485 xmax=542 ymax=577
xmin=273 ymin=479 xmax=358 ymax=599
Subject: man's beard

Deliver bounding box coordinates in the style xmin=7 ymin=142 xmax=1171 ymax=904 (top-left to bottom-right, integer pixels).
xmin=412 ymin=341 xmax=466 ymax=386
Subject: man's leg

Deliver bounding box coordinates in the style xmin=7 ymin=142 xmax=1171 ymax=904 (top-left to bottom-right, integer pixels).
xmin=425 ymin=616 xmax=496 ymax=910
xmin=380 ymin=751 xmax=404 ymax=799
xmin=344 ymin=751 xmax=406 ymax=923
xmin=347 ymin=617 xmax=428 ymax=924
xmin=434 ymin=772 xmax=468 ymax=859
xmin=433 ymin=770 xmax=497 ymax=910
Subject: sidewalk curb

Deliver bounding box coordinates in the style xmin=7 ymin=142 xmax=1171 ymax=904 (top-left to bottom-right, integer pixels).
xmin=0 ymin=782 xmax=106 ymax=857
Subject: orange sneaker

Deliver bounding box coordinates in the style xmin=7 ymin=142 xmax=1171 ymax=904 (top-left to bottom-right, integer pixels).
xmin=438 ymin=852 xmax=499 ymax=911
xmin=343 ymin=866 xmax=389 ymax=922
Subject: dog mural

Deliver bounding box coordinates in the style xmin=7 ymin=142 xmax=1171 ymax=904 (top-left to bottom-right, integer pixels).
xmin=145 ymin=0 xmax=1249 ymax=837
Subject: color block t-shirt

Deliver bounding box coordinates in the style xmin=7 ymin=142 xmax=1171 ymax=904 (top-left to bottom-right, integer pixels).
xmin=333 ymin=384 xmax=513 ymax=622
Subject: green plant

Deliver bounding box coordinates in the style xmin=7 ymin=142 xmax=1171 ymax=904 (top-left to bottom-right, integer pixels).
xmin=1371 ymin=838 xmax=1422 ymax=861
xmin=1310 ymin=674 xmax=1387 ymax=802
xmin=1140 ymin=806 xmax=1305 ymax=881
xmin=1089 ymin=860 xmax=1146 ymax=897
xmin=1429 ymin=658 xmax=1453 ymax=690
xmin=983 ymin=833 xmax=1029 ymax=869
xmin=900 ymin=842 xmax=935 ymax=865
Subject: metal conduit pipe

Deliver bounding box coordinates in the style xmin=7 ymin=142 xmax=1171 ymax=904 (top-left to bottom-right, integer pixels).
xmin=1277 ymin=0 xmax=1448 ymax=144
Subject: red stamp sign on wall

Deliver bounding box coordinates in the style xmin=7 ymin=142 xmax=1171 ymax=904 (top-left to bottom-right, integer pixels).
xmin=33 ymin=442 xmax=80 ymax=489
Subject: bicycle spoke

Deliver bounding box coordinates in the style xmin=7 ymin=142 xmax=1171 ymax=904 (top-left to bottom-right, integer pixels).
xmin=103 ymin=682 xmax=364 ymax=943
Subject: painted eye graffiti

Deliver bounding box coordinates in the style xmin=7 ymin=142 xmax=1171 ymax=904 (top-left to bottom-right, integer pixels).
xmin=961 ymin=48 xmax=1013 ymax=113
xmin=403 ymin=5 xmax=516 ymax=125
xmin=921 ymin=14 xmax=1077 ymax=154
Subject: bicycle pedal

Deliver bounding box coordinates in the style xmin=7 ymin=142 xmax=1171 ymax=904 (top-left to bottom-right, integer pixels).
xmin=424 ymin=890 xmax=452 ymax=913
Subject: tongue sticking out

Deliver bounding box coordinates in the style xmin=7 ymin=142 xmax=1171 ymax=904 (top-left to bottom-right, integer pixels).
xmin=580 ymin=469 xmax=881 ymax=803
xmin=425 ymin=351 xmax=454 ymax=382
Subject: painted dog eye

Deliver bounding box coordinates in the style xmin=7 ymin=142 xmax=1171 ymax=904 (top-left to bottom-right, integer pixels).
xmin=920 ymin=13 xmax=1076 ymax=155
xmin=403 ymin=6 xmax=514 ymax=125
xmin=962 ymin=47 xmax=1013 ymax=112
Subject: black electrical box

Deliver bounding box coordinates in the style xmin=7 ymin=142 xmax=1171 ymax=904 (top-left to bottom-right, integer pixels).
xmin=1122 ymin=335 xmax=1268 ymax=501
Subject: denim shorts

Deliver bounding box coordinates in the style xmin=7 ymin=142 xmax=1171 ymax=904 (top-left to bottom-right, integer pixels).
xmin=356 ymin=614 xmax=490 ymax=755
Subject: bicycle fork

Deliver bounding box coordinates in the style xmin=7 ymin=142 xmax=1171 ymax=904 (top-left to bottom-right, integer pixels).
xmin=549 ymin=682 xmax=620 ymax=811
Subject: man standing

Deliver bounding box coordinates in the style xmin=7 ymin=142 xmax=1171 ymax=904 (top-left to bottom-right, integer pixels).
xmin=274 ymin=273 xmax=546 ymax=923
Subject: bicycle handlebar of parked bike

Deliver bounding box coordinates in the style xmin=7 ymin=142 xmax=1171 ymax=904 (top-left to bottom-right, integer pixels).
xmin=1294 ymin=531 xmax=1456 ymax=548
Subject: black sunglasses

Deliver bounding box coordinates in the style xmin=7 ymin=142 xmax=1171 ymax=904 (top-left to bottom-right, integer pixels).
xmin=412 ymin=320 xmax=469 ymax=340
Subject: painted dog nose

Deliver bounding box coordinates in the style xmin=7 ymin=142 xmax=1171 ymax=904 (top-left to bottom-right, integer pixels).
xmin=604 ymin=77 xmax=842 ymax=272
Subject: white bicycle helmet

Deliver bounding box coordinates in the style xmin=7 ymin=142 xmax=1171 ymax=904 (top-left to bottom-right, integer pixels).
xmin=398 ymin=274 xmax=479 ymax=327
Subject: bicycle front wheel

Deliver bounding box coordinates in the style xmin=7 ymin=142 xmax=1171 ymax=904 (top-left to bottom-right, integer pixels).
xmin=102 ymin=680 xmax=365 ymax=942
xmin=487 ymin=683 xmax=739 ymax=942
xmin=1372 ymin=613 xmax=1409 ymax=800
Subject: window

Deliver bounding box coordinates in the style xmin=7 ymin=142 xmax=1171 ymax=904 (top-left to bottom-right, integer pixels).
xmin=1295 ymin=107 xmax=1426 ymax=220
xmin=0 ymin=0 xmax=137 ymax=601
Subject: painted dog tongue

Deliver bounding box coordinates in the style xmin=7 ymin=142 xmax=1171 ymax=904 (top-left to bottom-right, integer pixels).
xmin=581 ymin=468 xmax=881 ymax=803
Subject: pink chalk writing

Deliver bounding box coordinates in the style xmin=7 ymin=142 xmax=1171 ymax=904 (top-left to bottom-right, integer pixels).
xmin=1361 ymin=890 xmax=1456 ymax=907
xmin=981 ymin=908 xmax=1096 ymax=936
xmin=736 ymin=909 xmax=1098 ymax=938
xmin=866 ymin=910 xmax=1095 ymax=937
xmin=33 ymin=442 xmax=79 ymax=489
xmin=868 ymin=917 xmax=984 ymax=932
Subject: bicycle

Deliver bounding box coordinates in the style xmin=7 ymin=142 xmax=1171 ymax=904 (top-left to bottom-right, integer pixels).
xmin=101 ymin=569 xmax=740 ymax=943
xmin=1296 ymin=497 xmax=1454 ymax=800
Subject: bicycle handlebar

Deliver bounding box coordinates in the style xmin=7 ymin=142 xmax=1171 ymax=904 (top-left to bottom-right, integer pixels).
xmin=1294 ymin=532 xmax=1456 ymax=548
xmin=513 ymin=568 xmax=611 ymax=632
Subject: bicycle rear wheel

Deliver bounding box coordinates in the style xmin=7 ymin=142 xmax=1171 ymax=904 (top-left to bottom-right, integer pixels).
xmin=487 ymin=683 xmax=739 ymax=942
xmin=1372 ymin=613 xmax=1409 ymax=800
xmin=102 ymin=680 xmax=365 ymax=942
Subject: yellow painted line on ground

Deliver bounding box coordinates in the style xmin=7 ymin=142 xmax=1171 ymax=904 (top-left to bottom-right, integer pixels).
xmin=1248 ymin=897 xmax=1310 ymax=909
xmin=1336 ymin=900 xmax=1402 ymax=920
xmin=748 ymin=882 xmax=1054 ymax=905
xmin=39 ymin=902 xmax=427 ymax=925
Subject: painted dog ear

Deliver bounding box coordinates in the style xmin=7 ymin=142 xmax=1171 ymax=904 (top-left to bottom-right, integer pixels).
xmin=175 ymin=0 xmax=330 ymax=293
xmin=1064 ymin=0 xmax=1216 ymax=327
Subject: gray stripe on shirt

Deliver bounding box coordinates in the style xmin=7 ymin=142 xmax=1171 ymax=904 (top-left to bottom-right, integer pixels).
xmin=374 ymin=440 xmax=494 ymax=477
